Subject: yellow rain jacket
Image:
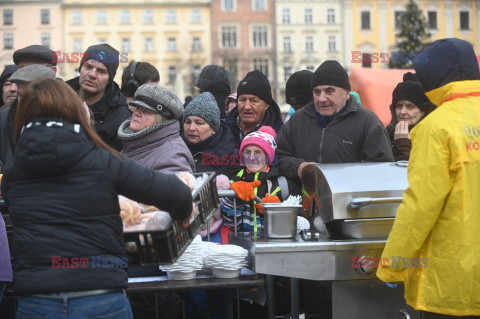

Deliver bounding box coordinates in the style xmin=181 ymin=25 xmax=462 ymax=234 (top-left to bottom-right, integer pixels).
xmin=377 ymin=80 xmax=480 ymax=315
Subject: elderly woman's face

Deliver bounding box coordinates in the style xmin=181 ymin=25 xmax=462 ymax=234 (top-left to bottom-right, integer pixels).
xmin=395 ymin=100 xmax=424 ymax=126
xmin=237 ymin=94 xmax=269 ymax=127
xmin=184 ymin=116 xmax=215 ymax=144
xmin=130 ymin=106 xmax=159 ymax=132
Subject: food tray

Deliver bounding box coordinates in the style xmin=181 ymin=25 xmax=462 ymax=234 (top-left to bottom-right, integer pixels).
xmin=125 ymin=172 xmax=220 ymax=266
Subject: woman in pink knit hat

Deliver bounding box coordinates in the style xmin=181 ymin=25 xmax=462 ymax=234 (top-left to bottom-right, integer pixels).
xmin=220 ymin=125 xmax=290 ymax=240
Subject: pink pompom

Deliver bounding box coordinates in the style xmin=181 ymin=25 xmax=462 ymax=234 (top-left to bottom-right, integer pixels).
xmin=258 ymin=126 xmax=276 ymax=140
xmin=216 ymin=174 xmax=230 ymax=190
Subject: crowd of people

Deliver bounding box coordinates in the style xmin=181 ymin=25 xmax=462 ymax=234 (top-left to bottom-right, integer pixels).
xmin=0 ymin=36 xmax=479 ymax=319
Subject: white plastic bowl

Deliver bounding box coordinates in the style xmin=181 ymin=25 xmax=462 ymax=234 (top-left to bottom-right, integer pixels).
xmin=211 ymin=267 xmax=241 ymax=279
xmin=166 ymin=270 xmax=197 ymax=280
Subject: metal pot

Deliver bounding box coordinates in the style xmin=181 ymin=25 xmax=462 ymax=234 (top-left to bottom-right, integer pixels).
xmin=263 ymin=203 xmax=301 ymax=238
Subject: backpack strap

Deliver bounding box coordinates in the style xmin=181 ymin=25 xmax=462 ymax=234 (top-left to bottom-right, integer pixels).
xmin=277 ymin=176 xmax=289 ymax=201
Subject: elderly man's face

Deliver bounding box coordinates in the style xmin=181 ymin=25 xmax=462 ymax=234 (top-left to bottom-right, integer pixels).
xmin=79 ymin=59 xmax=109 ymax=96
xmin=237 ymin=94 xmax=269 ymax=127
xmin=313 ymin=85 xmax=350 ymax=117
xmin=2 ymin=76 xmax=16 ymax=104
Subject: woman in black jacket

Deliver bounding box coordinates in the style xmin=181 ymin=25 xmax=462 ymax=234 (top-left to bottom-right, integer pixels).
xmin=1 ymin=79 xmax=192 ymax=318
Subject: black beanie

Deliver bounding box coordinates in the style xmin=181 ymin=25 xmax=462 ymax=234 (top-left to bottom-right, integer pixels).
xmin=310 ymin=60 xmax=350 ymax=91
xmin=286 ymin=70 xmax=314 ymax=105
xmin=80 ymin=44 xmax=119 ymax=82
xmin=237 ymin=70 xmax=272 ymax=105
xmin=391 ymin=72 xmax=431 ymax=114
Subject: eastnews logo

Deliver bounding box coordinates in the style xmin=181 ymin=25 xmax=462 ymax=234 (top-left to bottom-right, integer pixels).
xmin=351 ymin=50 xmax=428 ymax=64
xmin=351 ymin=256 xmax=428 ymax=269
xmin=51 ymin=51 xmax=129 ymax=64
xmin=51 ymin=256 xmax=128 ymax=269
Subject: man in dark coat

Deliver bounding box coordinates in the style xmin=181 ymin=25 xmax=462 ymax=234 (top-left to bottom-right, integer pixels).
xmin=277 ymin=60 xmax=394 ymax=191
xmin=225 ymin=70 xmax=283 ymax=149
xmin=66 ymin=44 xmax=131 ymax=150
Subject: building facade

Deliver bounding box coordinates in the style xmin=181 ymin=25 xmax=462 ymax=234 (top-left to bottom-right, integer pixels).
xmin=211 ymin=0 xmax=276 ymax=95
xmin=275 ymin=0 xmax=342 ymax=105
xmin=344 ymin=0 xmax=480 ymax=69
xmin=62 ymin=0 xmax=211 ymax=99
xmin=0 ymin=0 xmax=63 ymax=74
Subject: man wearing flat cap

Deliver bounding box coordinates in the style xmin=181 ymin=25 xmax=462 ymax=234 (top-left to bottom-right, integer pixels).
xmin=67 ymin=44 xmax=131 ymax=150
xmin=225 ymin=70 xmax=283 ymax=149
xmin=0 ymin=65 xmax=56 ymax=166
xmin=277 ymin=60 xmax=394 ymax=191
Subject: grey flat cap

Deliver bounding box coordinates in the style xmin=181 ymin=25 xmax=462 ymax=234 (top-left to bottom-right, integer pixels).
xmin=9 ymin=64 xmax=56 ymax=83
xmin=129 ymin=84 xmax=184 ymax=120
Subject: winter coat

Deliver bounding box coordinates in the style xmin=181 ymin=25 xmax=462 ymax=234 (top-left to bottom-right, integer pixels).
xmin=377 ymin=43 xmax=480 ymax=315
xmin=0 ymin=215 xmax=12 ymax=282
xmin=182 ymin=121 xmax=238 ymax=176
xmin=1 ymin=118 xmax=192 ymax=295
xmin=0 ymin=99 xmax=17 ymax=166
xmin=225 ymin=99 xmax=284 ymax=149
xmin=221 ymin=166 xmax=285 ymax=233
xmin=277 ymin=98 xmax=394 ymax=185
xmin=119 ymin=120 xmax=195 ymax=174
xmin=66 ymin=78 xmax=132 ymax=151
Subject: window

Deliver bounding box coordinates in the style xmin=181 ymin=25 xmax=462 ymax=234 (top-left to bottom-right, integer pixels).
xmin=221 ymin=25 xmax=237 ymax=48
xmin=223 ymin=58 xmax=238 ymax=82
xmin=166 ymin=9 xmax=176 ymax=24
xmin=327 ymin=8 xmax=335 ymax=24
xmin=143 ymin=9 xmax=153 ymax=24
xmin=41 ymin=32 xmax=51 ymax=48
xmin=192 ymin=37 xmax=202 ymax=52
xmin=145 ymin=38 xmax=154 ymax=52
xmin=120 ymin=10 xmax=130 ymax=24
xmin=72 ymin=10 xmax=82 ymax=25
xmin=361 ymin=11 xmax=370 ymax=30
xmin=252 ymin=25 xmax=268 ymax=48
xmin=394 ymin=11 xmax=403 ymax=29
xmin=460 ymin=11 xmax=469 ymax=30
xmin=253 ymin=0 xmax=265 ymax=11
xmin=304 ymin=8 xmax=313 ymax=24
xmin=3 ymin=9 xmax=12 ymax=25
xmin=121 ymin=38 xmax=130 ymax=52
xmin=192 ymin=65 xmax=201 ymax=81
xmin=98 ymin=38 xmax=107 ymax=44
xmin=328 ymin=36 xmax=336 ymax=52
xmin=168 ymin=65 xmax=177 ymax=84
xmin=283 ymin=66 xmax=293 ymax=82
xmin=362 ymin=53 xmax=372 ymax=68
xmin=253 ymin=58 xmax=268 ymax=78
xmin=73 ymin=38 xmax=82 ymax=52
xmin=282 ymin=8 xmax=291 ymax=24
xmin=3 ymin=33 xmax=13 ymax=50
xmin=97 ymin=10 xmax=107 ymax=24
xmin=283 ymin=36 xmax=292 ymax=52
xmin=167 ymin=37 xmax=177 ymax=51
xmin=427 ymin=11 xmax=437 ymax=29
xmin=223 ymin=0 xmax=235 ymax=12
xmin=41 ymin=9 xmax=50 ymax=24
xmin=191 ymin=9 xmax=201 ymax=23
xmin=305 ymin=36 xmax=314 ymax=52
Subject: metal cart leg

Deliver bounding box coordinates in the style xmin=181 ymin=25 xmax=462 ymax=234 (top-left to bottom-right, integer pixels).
xmin=266 ymin=275 xmax=275 ymax=319
xmin=291 ymin=278 xmax=299 ymax=319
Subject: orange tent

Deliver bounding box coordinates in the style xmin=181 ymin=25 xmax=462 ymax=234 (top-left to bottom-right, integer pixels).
xmin=349 ymin=67 xmax=414 ymax=126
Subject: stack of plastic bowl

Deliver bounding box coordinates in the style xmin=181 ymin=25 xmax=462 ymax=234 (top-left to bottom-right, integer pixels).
xmin=204 ymin=244 xmax=248 ymax=278
xmin=159 ymin=235 xmax=204 ymax=280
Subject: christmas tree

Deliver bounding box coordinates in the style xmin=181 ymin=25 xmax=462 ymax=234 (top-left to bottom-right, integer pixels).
xmin=389 ymin=0 xmax=431 ymax=69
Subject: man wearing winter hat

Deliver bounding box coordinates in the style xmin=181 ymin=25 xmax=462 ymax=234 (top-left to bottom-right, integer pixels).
xmin=13 ymin=44 xmax=58 ymax=72
xmin=0 ymin=65 xmax=18 ymax=106
xmin=277 ymin=60 xmax=393 ymax=192
xmin=0 ymin=65 xmax=56 ymax=166
xmin=67 ymin=43 xmax=131 ymax=150
xmin=286 ymin=70 xmax=314 ymax=111
xmin=195 ymin=64 xmax=231 ymax=118
xmin=225 ymin=69 xmax=283 ymax=149
xmin=118 ymin=84 xmax=194 ymax=174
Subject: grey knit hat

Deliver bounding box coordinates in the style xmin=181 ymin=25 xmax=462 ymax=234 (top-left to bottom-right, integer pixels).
xmin=195 ymin=65 xmax=231 ymax=91
xmin=129 ymin=84 xmax=184 ymax=120
xmin=183 ymin=92 xmax=221 ymax=132
xmin=9 ymin=64 xmax=56 ymax=83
